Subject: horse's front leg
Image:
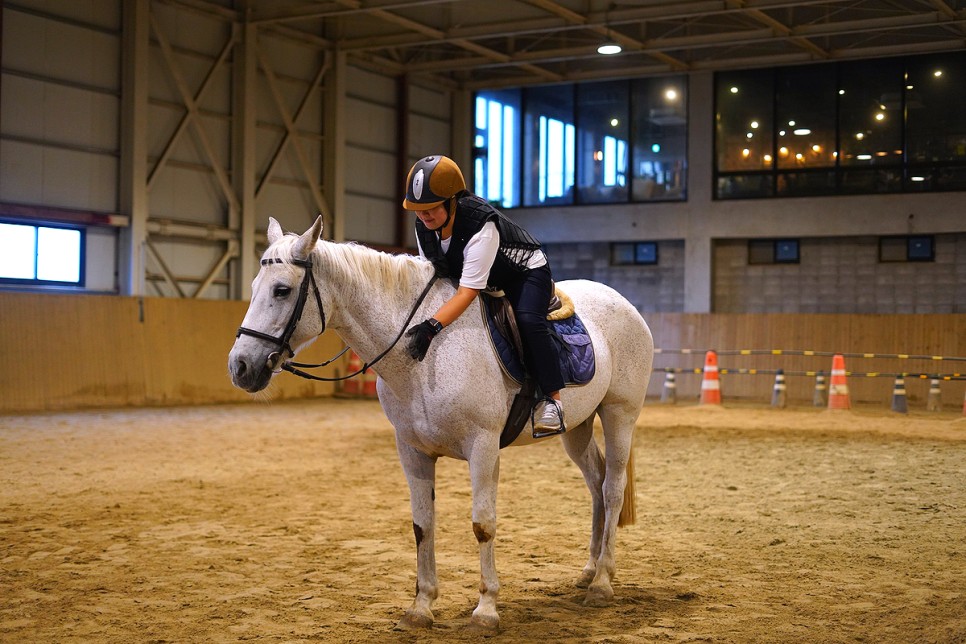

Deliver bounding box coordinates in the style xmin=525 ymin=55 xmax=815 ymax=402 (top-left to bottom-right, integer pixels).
xmin=467 ymin=439 xmax=501 ymax=633
xmin=396 ymin=441 xmax=439 ymax=630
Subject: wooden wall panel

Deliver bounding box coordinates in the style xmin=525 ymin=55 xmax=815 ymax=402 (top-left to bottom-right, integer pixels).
xmin=0 ymin=293 xmax=342 ymax=413
xmin=1 ymin=294 xmax=963 ymax=413
xmin=646 ymin=313 xmax=966 ymax=407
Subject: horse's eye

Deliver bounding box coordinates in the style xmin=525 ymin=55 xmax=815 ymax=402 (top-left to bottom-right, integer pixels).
xmin=273 ymin=285 xmax=292 ymax=298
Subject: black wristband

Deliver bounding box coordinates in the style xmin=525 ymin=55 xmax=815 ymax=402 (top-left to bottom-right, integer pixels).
xmin=427 ymin=318 xmax=443 ymax=335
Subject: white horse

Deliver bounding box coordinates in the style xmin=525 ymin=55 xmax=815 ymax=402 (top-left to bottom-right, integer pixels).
xmin=228 ymin=216 xmax=653 ymax=632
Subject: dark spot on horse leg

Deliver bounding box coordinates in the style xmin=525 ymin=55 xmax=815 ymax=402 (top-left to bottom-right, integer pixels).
xmin=431 ymin=487 xmax=435 ymax=501
xmin=413 ymin=522 xmax=424 ymax=547
xmin=472 ymin=522 xmax=493 ymax=543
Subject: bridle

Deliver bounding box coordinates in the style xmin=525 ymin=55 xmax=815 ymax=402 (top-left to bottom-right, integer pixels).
xmin=236 ymin=256 xmax=326 ymax=373
xmin=235 ymin=254 xmax=438 ymax=382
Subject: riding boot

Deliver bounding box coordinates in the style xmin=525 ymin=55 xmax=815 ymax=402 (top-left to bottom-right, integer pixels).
xmin=532 ymin=398 xmax=566 ymax=439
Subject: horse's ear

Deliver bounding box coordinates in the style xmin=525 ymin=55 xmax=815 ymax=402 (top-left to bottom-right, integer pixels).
xmin=293 ymin=215 xmax=323 ymax=260
xmin=267 ymin=217 xmax=284 ymax=245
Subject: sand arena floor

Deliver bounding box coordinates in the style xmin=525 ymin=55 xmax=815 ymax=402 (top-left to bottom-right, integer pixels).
xmin=1 ymin=399 xmax=965 ymax=643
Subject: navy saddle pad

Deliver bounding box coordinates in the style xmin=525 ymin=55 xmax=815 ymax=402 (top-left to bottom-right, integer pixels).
xmin=481 ymin=295 xmax=596 ymax=387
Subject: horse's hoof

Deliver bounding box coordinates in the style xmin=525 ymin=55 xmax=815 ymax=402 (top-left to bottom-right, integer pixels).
xmin=583 ymin=583 xmax=614 ymax=607
xmin=468 ymin=611 xmax=500 ymax=635
xmin=395 ymin=609 xmax=433 ymax=630
xmin=575 ymin=567 xmax=595 ymax=588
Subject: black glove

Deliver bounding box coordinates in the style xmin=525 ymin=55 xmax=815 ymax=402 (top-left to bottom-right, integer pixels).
xmin=430 ymin=257 xmax=449 ymax=278
xmin=405 ymin=318 xmax=443 ymax=361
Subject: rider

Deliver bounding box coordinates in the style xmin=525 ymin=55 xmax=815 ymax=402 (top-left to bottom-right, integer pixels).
xmin=402 ymin=155 xmax=566 ymax=438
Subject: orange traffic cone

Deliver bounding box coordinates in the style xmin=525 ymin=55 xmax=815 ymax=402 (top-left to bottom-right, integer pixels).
xmin=342 ymin=350 xmax=363 ymax=396
xmin=699 ymin=350 xmax=722 ymax=405
xmin=827 ymin=354 xmax=851 ymax=410
xmin=362 ymin=367 xmax=378 ymax=398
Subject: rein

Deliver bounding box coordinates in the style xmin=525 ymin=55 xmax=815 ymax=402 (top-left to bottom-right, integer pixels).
xmin=236 ymin=253 xmax=438 ymax=382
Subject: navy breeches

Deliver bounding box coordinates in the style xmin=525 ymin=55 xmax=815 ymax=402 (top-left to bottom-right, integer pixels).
xmin=503 ymin=264 xmax=565 ymax=395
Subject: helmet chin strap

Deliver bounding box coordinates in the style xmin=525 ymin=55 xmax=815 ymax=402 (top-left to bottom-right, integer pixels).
xmin=430 ymin=198 xmax=454 ymax=233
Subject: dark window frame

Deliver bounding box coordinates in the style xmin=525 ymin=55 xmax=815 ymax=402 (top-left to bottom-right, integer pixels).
xmin=0 ymin=219 xmax=87 ymax=287
xmin=879 ymin=235 xmax=935 ymax=262
xmin=748 ymin=239 xmax=800 ymax=265
xmin=611 ymin=241 xmax=659 ymax=266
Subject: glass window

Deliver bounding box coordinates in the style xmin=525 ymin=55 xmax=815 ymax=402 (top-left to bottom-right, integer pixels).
xmin=715 ymin=69 xmax=774 ymax=198
xmin=715 ymin=50 xmax=966 ymax=199
xmin=905 ymin=53 xmax=966 ymax=191
xmin=473 ymin=89 xmax=522 ymax=208
xmin=775 ymin=66 xmax=837 ymax=197
xmin=632 ymin=77 xmax=687 ymax=201
xmin=576 ymin=80 xmax=629 ymax=204
xmin=839 ymin=59 xmax=904 ymax=194
xmin=748 ymin=239 xmax=799 ymax=264
xmin=0 ymin=221 xmax=84 ymax=285
xmin=880 ymin=235 xmax=935 ymax=262
xmin=523 ymin=85 xmax=575 ymax=206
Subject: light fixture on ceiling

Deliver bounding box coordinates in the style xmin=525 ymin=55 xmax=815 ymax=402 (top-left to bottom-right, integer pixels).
xmin=598 ymin=42 xmax=622 ymax=55
xmin=597 ymin=5 xmax=622 ymax=55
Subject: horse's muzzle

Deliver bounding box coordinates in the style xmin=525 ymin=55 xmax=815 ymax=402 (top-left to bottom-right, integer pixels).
xmin=228 ymin=347 xmax=274 ymax=393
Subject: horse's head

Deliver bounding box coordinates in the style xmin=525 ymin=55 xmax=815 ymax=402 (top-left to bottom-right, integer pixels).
xmin=229 ymin=216 xmax=325 ymax=393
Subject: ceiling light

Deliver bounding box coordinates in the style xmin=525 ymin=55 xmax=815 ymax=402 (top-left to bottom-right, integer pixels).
xmin=597 ymin=43 xmax=622 ymax=55
xmin=664 ymin=88 xmax=678 ymax=101
xmin=730 ymin=86 xmax=738 ymax=94
xmin=911 ymin=176 xmax=925 ymax=182
xmin=793 ymin=128 xmax=811 ymax=136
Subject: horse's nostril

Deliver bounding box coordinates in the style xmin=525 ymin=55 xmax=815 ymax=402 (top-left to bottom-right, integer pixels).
xmin=235 ymin=358 xmax=248 ymax=377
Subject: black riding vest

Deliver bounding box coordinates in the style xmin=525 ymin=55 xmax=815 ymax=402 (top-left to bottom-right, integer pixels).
xmin=415 ymin=192 xmax=543 ymax=290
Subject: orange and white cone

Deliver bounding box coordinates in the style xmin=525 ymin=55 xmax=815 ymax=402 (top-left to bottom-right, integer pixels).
xmin=362 ymin=367 xmax=378 ymax=398
xmin=699 ymin=350 xmax=722 ymax=405
xmin=827 ymin=354 xmax=851 ymax=410
xmin=342 ymin=350 xmax=363 ymax=396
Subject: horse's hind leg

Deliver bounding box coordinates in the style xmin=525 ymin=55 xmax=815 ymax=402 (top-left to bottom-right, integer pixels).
xmin=396 ymin=442 xmax=439 ymax=630
xmin=560 ymin=416 xmax=605 ymax=588
xmin=584 ymin=402 xmax=636 ymax=607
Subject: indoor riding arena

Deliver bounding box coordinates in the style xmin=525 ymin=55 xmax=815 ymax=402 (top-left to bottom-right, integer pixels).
xmin=2 ymin=2 xmax=965 ymax=643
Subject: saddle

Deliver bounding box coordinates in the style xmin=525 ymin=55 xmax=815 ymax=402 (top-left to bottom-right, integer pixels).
xmin=480 ymin=285 xmax=596 ymax=448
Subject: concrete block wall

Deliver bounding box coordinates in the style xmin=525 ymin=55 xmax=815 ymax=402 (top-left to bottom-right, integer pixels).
xmin=713 ymin=233 xmax=966 ymax=313
xmin=545 ymin=240 xmax=685 ymax=313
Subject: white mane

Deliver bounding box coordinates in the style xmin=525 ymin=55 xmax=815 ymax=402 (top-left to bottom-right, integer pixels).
xmin=263 ymin=232 xmax=435 ymax=293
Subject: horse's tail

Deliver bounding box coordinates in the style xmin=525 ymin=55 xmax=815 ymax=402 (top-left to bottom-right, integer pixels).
xmin=618 ymin=439 xmax=636 ymax=527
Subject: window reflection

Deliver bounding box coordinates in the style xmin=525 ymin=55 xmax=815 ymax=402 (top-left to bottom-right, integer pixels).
xmin=474 ymin=89 xmax=521 ymax=208
xmin=715 ymin=50 xmax=966 ymax=199
xmin=474 ymin=75 xmax=688 ymax=208
xmin=632 ymin=78 xmax=687 ymax=201
xmin=524 ymin=85 xmax=575 ymax=206
xmin=577 ymin=81 xmax=628 ymax=204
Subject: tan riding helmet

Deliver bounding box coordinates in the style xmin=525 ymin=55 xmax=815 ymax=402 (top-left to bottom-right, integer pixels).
xmin=402 ymin=155 xmax=466 ymax=211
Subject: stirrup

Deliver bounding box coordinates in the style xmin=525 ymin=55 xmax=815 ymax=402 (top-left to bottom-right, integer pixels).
xmin=531 ymin=397 xmax=566 ymax=439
